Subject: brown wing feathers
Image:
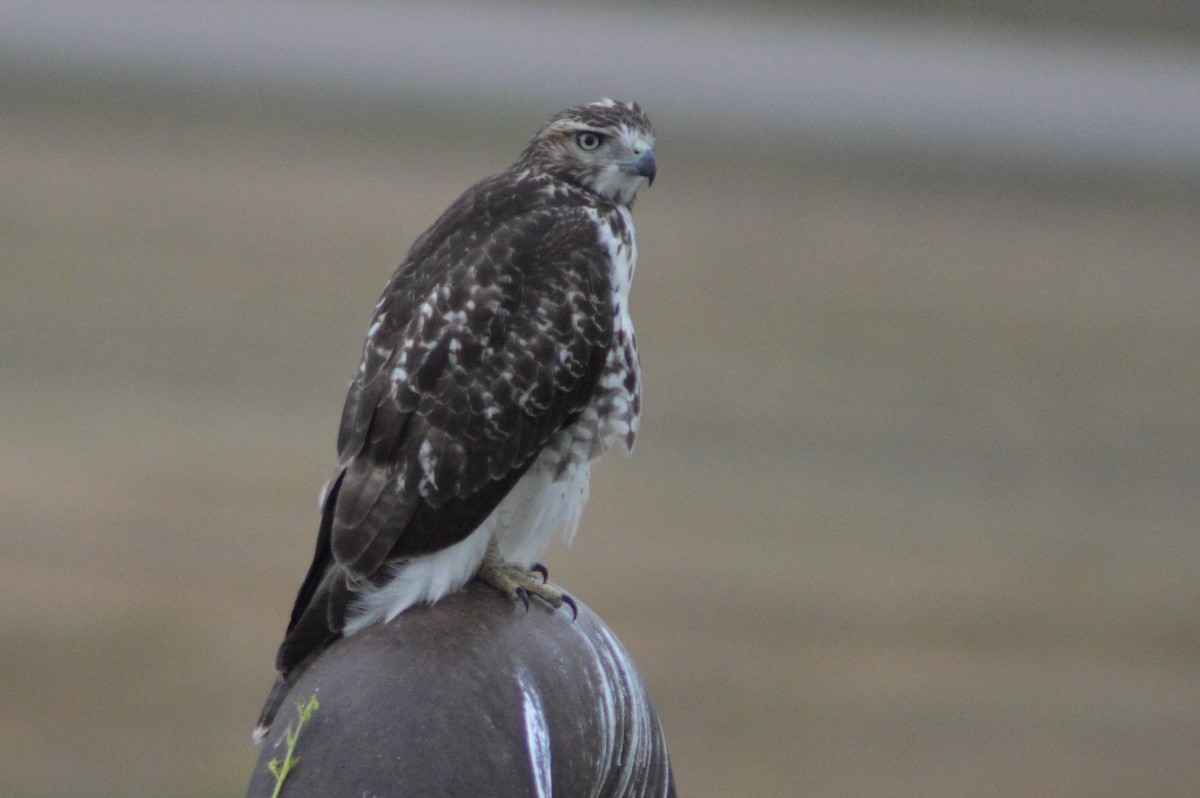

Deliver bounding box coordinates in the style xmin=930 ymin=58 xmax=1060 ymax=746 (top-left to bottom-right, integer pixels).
xmin=274 ymin=176 xmax=612 ymax=675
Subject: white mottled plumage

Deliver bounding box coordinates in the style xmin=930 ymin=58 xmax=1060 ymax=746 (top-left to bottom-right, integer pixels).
xmin=258 ymin=99 xmax=655 ymax=740
xmin=346 ymin=200 xmax=638 ymax=631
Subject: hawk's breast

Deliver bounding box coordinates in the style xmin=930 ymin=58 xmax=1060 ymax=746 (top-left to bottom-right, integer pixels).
xmin=491 ymin=203 xmax=640 ymax=564
xmin=543 ymin=204 xmax=641 ymax=477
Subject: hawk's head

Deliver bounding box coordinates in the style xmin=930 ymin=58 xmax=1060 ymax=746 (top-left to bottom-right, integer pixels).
xmin=517 ymin=99 xmax=656 ymax=207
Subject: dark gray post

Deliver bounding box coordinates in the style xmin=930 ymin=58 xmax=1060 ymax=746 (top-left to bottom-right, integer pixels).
xmin=246 ymin=580 xmax=676 ymax=797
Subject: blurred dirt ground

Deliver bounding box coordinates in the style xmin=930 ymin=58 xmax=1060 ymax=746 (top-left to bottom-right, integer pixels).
xmin=3 ymin=96 xmax=1199 ymax=797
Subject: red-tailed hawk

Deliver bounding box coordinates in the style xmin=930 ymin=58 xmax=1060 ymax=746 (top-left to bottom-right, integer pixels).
xmin=255 ymin=99 xmax=655 ymax=740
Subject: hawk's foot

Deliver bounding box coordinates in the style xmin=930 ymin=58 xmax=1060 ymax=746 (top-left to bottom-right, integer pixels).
xmin=477 ymin=541 xmax=577 ymax=620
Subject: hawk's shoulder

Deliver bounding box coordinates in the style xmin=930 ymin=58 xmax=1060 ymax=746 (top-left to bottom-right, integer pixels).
xmin=357 ymin=168 xmax=617 ymax=378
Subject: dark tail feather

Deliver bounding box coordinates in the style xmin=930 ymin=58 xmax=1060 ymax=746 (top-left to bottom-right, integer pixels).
xmin=256 ymin=570 xmax=348 ymax=743
xmin=253 ymin=673 xmax=295 ymax=744
xmin=257 ymin=475 xmax=349 ymax=743
xmin=286 ymin=471 xmax=344 ymax=635
xmin=276 ymin=567 xmax=349 ymax=669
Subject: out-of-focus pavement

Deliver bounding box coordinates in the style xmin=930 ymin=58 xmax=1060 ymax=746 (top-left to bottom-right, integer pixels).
xmin=3 ymin=3 xmax=1199 ymax=797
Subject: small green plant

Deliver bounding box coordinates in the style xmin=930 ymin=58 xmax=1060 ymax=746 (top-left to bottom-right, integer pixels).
xmin=266 ymin=694 xmax=320 ymax=798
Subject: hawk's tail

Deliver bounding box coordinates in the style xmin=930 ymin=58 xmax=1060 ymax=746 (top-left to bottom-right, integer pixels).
xmin=256 ymin=567 xmax=352 ymax=743
xmin=254 ymin=472 xmax=351 ymax=743
xmin=252 ymin=673 xmax=294 ymax=744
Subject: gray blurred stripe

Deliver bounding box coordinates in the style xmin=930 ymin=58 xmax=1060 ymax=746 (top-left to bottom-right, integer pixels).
xmin=4 ymin=0 xmax=1199 ymax=176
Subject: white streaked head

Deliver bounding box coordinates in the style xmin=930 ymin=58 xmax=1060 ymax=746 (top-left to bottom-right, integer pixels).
xmin=517 ymin=99 xmax=656 ymax=206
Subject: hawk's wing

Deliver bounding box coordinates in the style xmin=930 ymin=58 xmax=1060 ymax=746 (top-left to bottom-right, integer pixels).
xmin=276 ymin=175 xmax=613 ymax=672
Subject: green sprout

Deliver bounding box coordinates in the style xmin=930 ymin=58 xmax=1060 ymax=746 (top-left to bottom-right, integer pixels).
xmin=266 ymin=694 xmax=320 ymax=798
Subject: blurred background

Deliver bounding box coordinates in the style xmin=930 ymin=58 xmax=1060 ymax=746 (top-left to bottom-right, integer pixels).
xmin=3 ymin=1 xmax=1199 ymax=796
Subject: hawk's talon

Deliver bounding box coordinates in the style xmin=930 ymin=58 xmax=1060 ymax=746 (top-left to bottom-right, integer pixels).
xmin=477 ymin=539 xmax=570 ymax=616
xmin=560 ymin=592 xmax=579 ymax=622
xmin=531 ymin=563 xmax=549 ymax=583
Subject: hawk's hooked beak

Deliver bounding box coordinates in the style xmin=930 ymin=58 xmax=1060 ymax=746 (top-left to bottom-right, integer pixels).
xmin=630 ymin=148 xmax=657 ymax=186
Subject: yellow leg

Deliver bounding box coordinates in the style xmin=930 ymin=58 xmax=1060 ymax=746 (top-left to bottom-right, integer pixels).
xmin=476 ymin=538 xmax=577 ymax=619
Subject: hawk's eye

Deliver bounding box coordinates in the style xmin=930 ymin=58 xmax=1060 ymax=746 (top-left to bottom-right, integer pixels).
xmin=575 ymin=131 xmax=604 ymax=151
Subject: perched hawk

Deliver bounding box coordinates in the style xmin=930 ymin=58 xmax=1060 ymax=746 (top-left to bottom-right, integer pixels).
xmin=255 ymin=99 xmax=656 ymax=740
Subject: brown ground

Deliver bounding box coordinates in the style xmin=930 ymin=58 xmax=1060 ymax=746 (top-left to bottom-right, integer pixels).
xmin=3 ymin=96 xmax=1198 ymax=797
